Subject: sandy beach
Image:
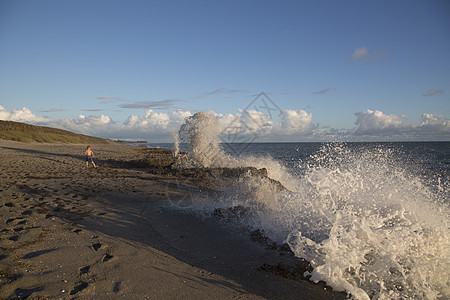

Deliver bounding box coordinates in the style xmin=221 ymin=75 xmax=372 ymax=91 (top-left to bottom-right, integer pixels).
xmin=0 ymin=140 xmax=346 ymax=299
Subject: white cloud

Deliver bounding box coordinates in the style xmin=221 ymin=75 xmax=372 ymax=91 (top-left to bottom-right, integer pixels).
xmin=278 ymin=109 xmax=316 ymax=134
xmin=0 ymin=105 xmax=10 ymax=120
xmin=418 ymin=113 xmax=450 ymax=134
xmin=212 ymin=108 xmax=317 ymax=142
xmin=79 ymin=114 xmax=112 ymax=126
xmin=1 ymin=106 xmax=448 ymax=142
xmin=211 ymin=111 xmax=237 ymax=129
xmin=116 ymin=109 xmax=192 ymax=140
xmin=215 ymin=109 xmax=273 ymax=138
xmin=350 ymin=110 xmax=450 ymax=140
xmin=352 ymin=109 xmax=413 ymax=136
xmin=168 ymin=109 xmax=192 ymax=124
xmin=54 ymin=114 xmax=113 ymax=136
xmin=126 ymin=109 xmax=170 ymax=128
xmin=50 ymin=109 xmax=193 ymax=140
xmin=241 ymin=110 xmax=273 ymax=130
xmin=351 ymin=47 xmax=387 ymax=62
xmin=0 ymin=105 xmax=49 ymax=123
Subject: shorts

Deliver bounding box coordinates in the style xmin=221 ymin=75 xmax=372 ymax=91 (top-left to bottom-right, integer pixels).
xmin=86 ymin=156 xmax=94 ymax=162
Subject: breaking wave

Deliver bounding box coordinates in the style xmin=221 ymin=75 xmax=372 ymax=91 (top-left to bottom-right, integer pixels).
xmin=174 ymin=112 xmax=450 ymax=299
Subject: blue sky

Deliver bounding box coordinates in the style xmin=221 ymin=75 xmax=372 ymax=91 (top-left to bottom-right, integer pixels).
xmin=0 ymin=0 xmax=449 ymax=142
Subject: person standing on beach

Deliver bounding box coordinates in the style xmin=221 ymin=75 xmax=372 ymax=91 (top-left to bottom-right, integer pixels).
xmin=85 ymin=146 xmax=97 ymax=168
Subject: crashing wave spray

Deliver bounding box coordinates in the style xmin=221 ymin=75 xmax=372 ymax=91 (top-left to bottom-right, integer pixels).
xmin=173 ymin=133 xmax=180 ymax=158
xmin=173 ymin=113 xmax=450 ymax=299
xmin=283 ymin=144 xmax=449 ymax=299
xmin=230 ymin=144 xmax=449 ymax=299
xmin=175 ymin=112 xmax=234 ymax=168
xmin=174 ymin=112 xmax=292 ymax=186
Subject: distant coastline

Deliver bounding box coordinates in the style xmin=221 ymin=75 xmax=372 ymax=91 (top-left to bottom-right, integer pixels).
xmin=113 ymin=139 xmax=148 ymax=144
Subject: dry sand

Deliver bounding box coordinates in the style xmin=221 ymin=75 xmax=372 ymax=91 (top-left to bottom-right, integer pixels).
xmin=0 ymin=140 xmax=346 ymax=299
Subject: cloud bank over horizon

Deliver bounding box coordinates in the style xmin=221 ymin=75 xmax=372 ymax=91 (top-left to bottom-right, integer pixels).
xmin=0 ymin=105 xmax=448 ymax=142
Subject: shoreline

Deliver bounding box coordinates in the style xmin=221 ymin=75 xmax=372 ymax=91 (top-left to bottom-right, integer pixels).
xmin=0 ymin=140 xmax=346 ymax=299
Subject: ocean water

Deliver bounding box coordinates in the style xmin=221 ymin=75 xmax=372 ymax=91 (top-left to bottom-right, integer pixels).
xmin=148 ymin=114 xmax=449 ymax=299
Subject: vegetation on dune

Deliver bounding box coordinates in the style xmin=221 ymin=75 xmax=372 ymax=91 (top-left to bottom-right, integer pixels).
xmin=0 ymin=120 xmax=113 ymax=144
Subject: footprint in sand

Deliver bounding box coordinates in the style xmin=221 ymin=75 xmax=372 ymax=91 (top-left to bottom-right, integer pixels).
xmin=21 ymin=210 xmax=33 ymax=216
xmin=90 ymin=243 xmax=103 ymax=251
xmin=70 ymin=281 xmax=89 ymax=295
xmin=8 ymin=235 xmax=19 ymax=241
xmin=79 ymin=265 xmax=90 ymax=276
xmin=0 ymin=247 xmax=8 ymax=261
xmin=102 ymin=253 xmax=114 ymax=262
xmin=13 ymin=227 xmax=24 ymax=232
xmin=88 ymin=239 xmax=115 ymax=262
xmin=72 ymin=265 xmax=95 ymax=295
xmin=72 ymin=228 xmax=85 ymax=234
xmin=113 ymin=282 xmax=121 ymax=292
xmin=45 ymin=213 xmax=55 ymax=219
xmin=14 ymin=287 xmax=44 ymax=298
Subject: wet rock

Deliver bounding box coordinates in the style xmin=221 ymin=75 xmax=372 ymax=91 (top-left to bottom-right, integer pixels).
xmin=213 ymin=205 xmax=252 ymax=220
xmin=259 ymin=261 xmax=313 ymax=281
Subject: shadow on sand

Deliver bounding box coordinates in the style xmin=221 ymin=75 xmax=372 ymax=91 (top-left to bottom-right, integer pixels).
xmin=74 ymin=190 xmax=347 ymax=300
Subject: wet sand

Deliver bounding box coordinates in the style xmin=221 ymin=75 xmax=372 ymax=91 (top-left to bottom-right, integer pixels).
xmin=0 ymin=140 xmax=346 ymax=299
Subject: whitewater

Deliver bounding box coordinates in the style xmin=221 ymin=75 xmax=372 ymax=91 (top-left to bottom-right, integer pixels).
xmin=171 ymin=112 xmax=449 ymax=299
